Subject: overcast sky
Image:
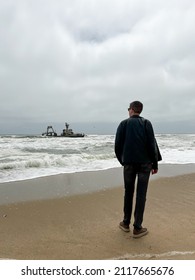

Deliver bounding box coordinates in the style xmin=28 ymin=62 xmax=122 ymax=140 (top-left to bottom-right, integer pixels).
xmin=1 ymin=0 xmax=195 ymax=134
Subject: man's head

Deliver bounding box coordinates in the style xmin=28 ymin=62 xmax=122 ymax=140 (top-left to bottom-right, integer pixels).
xmin=128 ymin=101 xmax=143 ymax=116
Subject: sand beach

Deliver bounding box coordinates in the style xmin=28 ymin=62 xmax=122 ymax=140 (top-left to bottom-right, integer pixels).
xmin=0 ymin=164 xmax=195 ymax=260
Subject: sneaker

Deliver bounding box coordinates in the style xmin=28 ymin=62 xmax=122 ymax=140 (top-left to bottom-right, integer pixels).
xmin=133 ymin=227 xmax=148 ymax=238
xmin=119 ymin=221 xmax=130 ymax=232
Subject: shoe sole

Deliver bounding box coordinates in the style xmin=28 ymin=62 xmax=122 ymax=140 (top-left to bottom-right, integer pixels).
xmin=133 ymin=230 xmax=148 ymax=238
xmin=119 ymin=224 xmax=130 ymax=232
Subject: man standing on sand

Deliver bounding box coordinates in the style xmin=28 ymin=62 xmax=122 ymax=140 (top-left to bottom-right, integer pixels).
xmin=115 ymin=101 xmax=162 ymax=238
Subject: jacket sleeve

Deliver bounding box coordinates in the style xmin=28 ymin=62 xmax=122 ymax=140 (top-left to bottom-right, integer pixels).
xmin=145 ymin=120 xmax=161 ymax=169
xmin=114 ymin=120 xmax=127 ymax=165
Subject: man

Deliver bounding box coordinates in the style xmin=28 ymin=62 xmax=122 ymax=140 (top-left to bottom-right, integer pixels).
xmin=115 ymin=101 xmax=161 ymax=238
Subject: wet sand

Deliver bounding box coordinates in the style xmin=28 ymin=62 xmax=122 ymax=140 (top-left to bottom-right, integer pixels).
xmin=0 ymin=166 xmax=195 ymax=260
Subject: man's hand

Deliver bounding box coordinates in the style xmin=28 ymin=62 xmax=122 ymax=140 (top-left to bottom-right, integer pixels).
xmin=152 ymin=169 xmax=158 ymax=175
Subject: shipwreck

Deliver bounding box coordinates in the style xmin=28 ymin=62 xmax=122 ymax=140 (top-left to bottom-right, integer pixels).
xmin=42 ymin=123 xmax=85 ymax=138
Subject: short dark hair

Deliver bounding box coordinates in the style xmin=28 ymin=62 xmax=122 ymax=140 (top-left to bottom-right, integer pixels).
xmin=129 ymin=101 xmax=143 ymax=114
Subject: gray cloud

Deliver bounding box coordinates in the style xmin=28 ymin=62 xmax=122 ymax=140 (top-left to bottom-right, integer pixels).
xmin=0 ymin=0 xmax=195 ymax=133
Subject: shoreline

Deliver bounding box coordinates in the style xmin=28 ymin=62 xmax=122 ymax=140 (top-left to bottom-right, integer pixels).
xmin=0 ymin=170 xmax=195 ymax=260
xmin=0 ymin=163 xmax=195 ymax=205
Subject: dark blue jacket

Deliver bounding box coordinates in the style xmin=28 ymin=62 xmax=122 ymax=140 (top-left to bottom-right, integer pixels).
xmin=115 ymin=115 xmax=161 ymax=169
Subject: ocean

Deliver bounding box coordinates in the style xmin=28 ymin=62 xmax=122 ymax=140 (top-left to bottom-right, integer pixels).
xmin=0 ymin=134 xmax=195 ymax=183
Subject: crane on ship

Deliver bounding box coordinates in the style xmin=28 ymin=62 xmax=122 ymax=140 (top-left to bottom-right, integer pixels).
xmin=42 ymin=126 xmax=57 ymax=137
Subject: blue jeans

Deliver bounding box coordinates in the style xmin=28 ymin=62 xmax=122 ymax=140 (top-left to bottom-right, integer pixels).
xmin=123 ymin=163 xmax=152 ymax=229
